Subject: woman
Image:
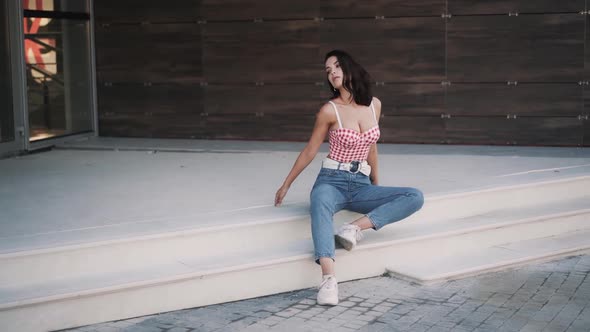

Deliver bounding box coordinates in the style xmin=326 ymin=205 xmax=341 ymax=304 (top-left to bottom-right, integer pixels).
xmin=274 ymin=50 xmax=424 ymax=305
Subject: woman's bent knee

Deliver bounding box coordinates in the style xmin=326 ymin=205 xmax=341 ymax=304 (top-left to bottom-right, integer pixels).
xmin=407 ymin=188 xmax=424 ymax=212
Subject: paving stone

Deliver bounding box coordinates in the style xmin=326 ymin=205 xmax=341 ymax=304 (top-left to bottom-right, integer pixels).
xmin=358 ymin=301 xmax=374 ymax=308
xmin=336 ymin=312 xmax=361 ymax=321
xmin=519 ymin=320 xmax=549 ymax=331
xmin=292 ymin=311 xmax=312 ymax=319
xmin=258 ymin=316 xmax=284 ymax=326
xmin=499 ymin=314 xmax=530 ymax=331
xmin=428 ymin=326 xmax=453 ymax=332
xmin=435 ymin=319 xmax=457 ymax=329
xmin=364 ymin=310 xmax=384 ymax=317
xmin=309 ymin=316 xmax=329 ymax=323
xmin=315 ymin=311 xmax=337 ymax=318
xmin=357 ymin=314 xmax=376 ymax=322
xmin=326 ymin=305 xmax=347 ymax=313
xmin=328 ymin=318 xmax=347 ymax=326
xmin=342 ymin=321 xmax=368 ymax=329
xmin=339 ymin=301 xmax=356 ymax=308
xmin=472 ymin=325 xmax=498 ymax=332
xmin=166 ymin=328 xmax=189 ymax=332
xmin=250 ymin=310 xmax=273 ymax=319
xmin=121 ymin=326 xmax=163 ymax=332
xmin=364 ymin=297 xmax=383 ymax=304
xmin=84 ymin=326 xmax=126 ymax=332
xmin=275 ymin=308 xmax=301 ymax=318
xmin=357 ymin=322 xmax=391 ymax=332
xmin=293 ymin=304 xmax=310 ymax=310
xmin=408 ymin=323 xmax=434 ymax=332
xmin=62 ymin=255 xmax=590 ymax=332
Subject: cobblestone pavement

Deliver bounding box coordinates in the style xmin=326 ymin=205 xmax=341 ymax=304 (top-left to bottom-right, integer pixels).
xmin=64 ymin=255 xmax=590 ymax=332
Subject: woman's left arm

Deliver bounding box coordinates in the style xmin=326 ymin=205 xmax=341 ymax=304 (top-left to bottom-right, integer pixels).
xmin=367 ymin=97 xmax=382 ymax=185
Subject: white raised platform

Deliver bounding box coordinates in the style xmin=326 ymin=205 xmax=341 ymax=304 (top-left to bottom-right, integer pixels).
xmin=0 ymin=138 xmax=589 ymax=332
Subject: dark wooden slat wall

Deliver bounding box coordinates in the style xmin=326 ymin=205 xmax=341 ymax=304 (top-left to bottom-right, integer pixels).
xmin=202 ymin=21 xmax=319 ymax=83
xmin=586 ymin=3 xmax=590 ymax=145
xmin=96 ymin=24 xmax=202 ymax=83
xmin=447 ymin=15 xmax=585 ymax=82
xmin=320 ymin=18 xmax=445 ymax=82
xmin=94 ymin=1 xmax=590 ymax=146
xmin=319 ymin=0 xmax=446 ymax=18
xmin=95 ymin=0 xmax=202 ymax=23
xmin=444 ymin=117 xmax=584 ymax=146
xmin=586 ymin=6 xmax=590 ymax=83
xmin=374 ymin=84 xmax=445 ymax=116
xmin=201 ymin=0 xmax=318 ymax=20
xmin=585 ymin=86 xmax=590 ymax=145
xmin=445 ymin=84 xmax=582 ymax=116
xmin=448 ymin=0 xmax=584 ymax=15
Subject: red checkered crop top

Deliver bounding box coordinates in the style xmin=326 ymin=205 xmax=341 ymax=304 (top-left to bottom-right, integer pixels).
xmin=327 ymin=100 xmax=380 ymax=163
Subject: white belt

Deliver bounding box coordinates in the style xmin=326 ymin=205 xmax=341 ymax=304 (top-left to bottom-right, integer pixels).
xmin=322 ymin=158 xmax=371 ymax=176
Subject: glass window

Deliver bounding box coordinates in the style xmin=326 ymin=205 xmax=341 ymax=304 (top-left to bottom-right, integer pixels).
xmin=0 ymin=1 xmax=14 ymax=143
xmin=23 ymin=1 xmax=93 ymax=141
xmin=23 ymin=0 xmax=89 ymax=13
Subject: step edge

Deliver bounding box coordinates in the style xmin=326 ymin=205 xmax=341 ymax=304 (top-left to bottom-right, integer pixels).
xmin=0 ymin=251 xmax=312 ymax=310
xmin=390 ymin=245 xmax=590 ymax=285
xmin=0 ymin=213 xmax=310 ymax=259
xmin=360 ymin=208 xmax=590 ymax=251
xmin=425 ymin=175 xmax=590 ymax=202
xmin=4 ymin=203 xmax=589 ymax=264
xmin=3 ymin=208 xmax=590 ymax=309
xmin=4 ymin=175 xmax=589 ymax=259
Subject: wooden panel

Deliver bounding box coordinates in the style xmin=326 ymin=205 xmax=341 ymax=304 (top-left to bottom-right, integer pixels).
xmin=96 ymin=24 xmax=202 ymax=83
xmin=446 ymin=83 xmax=583 ymax=116
xmin=202 ymin=0 xmax=318 ymax=20
xmin=374 ymin=84 xmax=444 ymax=116
xmin=448 ymin=15 xmax=584 ymax=82
xmin=586 ymin=13 xmax=590 ymax=79
xmin=445 ymin=117 xmax=583 ymax=146
xmin=320 ymin=18 xmax=445 ymax=82
xmin=203 ymin=21 xmax=319 ymax=83
xmin=319 ymin=85 xmax=444 ymax=116
xmin=97 ymin=85 xmax=203 ymax=115
xmin=320 ymin=0 xmax=445 ymax=18
xmin=204 ymin=85 xmax=321 ymax=115
xmin=149 ymin=113 xmax=206 ymax=139
xmin=94 ymin=0 xmax=201 ymax=23
xmin=448 ymin=0 xmax=584 ymax=15
xmin=585 ymin=86 xmax=590 ymax=145
xmin=201 ymin=114 xmax=316 ymax=141
xmin=98 ymin=113 xmax=154 ymax=138
xmin=379 ymin=116 xmax=445 ymax=143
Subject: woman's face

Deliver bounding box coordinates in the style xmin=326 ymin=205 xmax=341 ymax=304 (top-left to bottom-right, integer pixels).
xmin=325 ymin=56 xmax=343 ymax=90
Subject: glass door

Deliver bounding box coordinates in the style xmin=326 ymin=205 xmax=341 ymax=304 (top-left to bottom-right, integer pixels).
xmin=22 ymin=0 xmax=94 ymax=144
xmin=0 ymin=0 xmax=23 ymax=156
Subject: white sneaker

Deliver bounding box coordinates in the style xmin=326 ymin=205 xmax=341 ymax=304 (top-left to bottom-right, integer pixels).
xmin=317 ymin=275 xmax=338 ymax=306
xmin=335 ymin=224 xmax=363 ymax=251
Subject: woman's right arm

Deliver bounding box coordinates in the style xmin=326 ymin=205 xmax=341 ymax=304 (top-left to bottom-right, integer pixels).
xmin=275 ymin=105 xmax=334 ymax=206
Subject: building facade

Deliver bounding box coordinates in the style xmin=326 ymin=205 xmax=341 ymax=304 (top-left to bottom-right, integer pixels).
xmin=2 ymin=1 xmax=589 ymax=157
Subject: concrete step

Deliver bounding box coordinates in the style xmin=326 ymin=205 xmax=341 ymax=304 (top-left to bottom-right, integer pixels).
xmin=1 ymin=176 xmax=588 ymax=287
xmin=1 ymin=206 xmax=588 ymax=331
xmin=386 ymin=228 xmax=590 ymax=285
xmin=417 ymin=175 xmax=590 ymax=223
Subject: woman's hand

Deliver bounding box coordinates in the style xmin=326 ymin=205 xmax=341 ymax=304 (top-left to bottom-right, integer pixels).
xmin=275 ymin=185 xmax=290 ymax=206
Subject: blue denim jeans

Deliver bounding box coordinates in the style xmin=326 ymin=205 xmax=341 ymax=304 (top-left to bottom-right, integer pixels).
xmin=310 ymin=167 xmax=424 ymax=263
